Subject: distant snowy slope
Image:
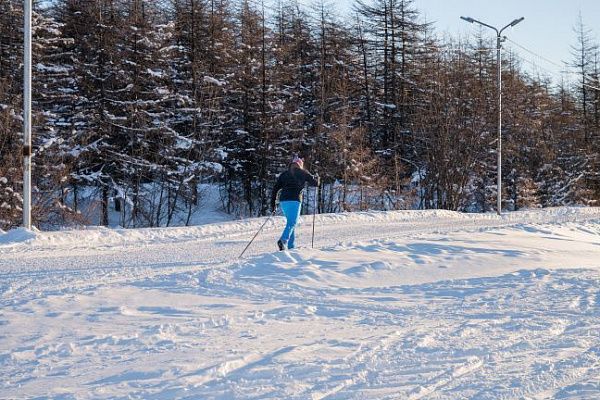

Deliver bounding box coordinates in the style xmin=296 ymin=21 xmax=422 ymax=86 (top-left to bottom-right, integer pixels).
xmin=0 ymin=207 xmax=599 ymax=399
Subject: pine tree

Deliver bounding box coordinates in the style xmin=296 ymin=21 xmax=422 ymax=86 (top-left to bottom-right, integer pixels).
xmin=170 ymin=0 xmax=235 ymax=219
xmin=54 ymin=0 xmax=127 ymax=226
xmin=355 ymin=0 xmax=429 ymax=201
xmin=0 ymin=0 xmax=25 ymax=229
xmin=223 ymin=0 xmax=268 ymax=215
xmin=31 ymin=5 xmax=82 ymax=228
xmin=569 ymin=14 xmax=599 ymax=204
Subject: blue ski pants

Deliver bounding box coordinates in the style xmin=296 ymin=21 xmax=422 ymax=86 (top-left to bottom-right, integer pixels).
xmin=279 ymin=201 xmax=301 ymax=249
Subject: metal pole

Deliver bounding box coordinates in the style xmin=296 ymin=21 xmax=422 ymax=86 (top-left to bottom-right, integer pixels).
xmin=461 ymin=16 xmax=523 ymax=216
xmin=311 ymin=184 xmax=318 ymax=248
xmin=497 ymin=34 xmax=502 ymax=216
xmin=23 ymin=0 xmax=32 ymax=229
xmin=460 ymin=16 xmax=525 ymax=215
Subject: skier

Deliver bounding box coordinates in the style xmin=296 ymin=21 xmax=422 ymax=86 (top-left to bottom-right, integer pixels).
xmin=271 ymin=155 xmax=319 ymax=251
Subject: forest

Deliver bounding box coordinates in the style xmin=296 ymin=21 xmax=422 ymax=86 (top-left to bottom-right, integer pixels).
xmin=0 ymin=0 xmax=598 ymax=230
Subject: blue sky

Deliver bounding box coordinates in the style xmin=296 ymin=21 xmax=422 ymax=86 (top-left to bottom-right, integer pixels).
xmin=306 ymin=0 xmax=600 ymax=84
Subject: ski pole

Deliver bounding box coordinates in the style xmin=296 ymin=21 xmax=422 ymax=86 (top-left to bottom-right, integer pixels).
xmin=239 ymin=211 xmax=273 ymax=259
xmin=311 ymin=180 xmax=319 ymax=248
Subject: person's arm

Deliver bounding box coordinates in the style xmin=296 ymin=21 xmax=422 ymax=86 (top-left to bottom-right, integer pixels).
xmin=303 ymin=170 xmax=319 ymax=187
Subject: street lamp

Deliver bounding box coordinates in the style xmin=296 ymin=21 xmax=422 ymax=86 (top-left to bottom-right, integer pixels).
xmin=23 ymin=0 xmax=32 ymax=229
xmin=461 ymin=15 xmax=524 ymax=215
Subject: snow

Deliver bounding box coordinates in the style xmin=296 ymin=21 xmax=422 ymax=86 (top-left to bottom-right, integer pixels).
xmin=0 ymin=227 xmax=38 ymax=245
xmin=146 ymin=68 xmax=165 ymax=78
xmin=203 ymin=76 xmax=226 ymax=86
xmin=35 ymin=63 xmax=71 ymax=74
xmin=0 ymin=207 xmax=599 ymax=399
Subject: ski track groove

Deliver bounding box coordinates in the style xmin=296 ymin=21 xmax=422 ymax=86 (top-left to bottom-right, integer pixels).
xmin=407 ymin=357 xmax=484 ymax=400
xmin=179 ymin=345 xmax=298 ymax=388
xmin=305 ymin=332 xmax=403 ymax=400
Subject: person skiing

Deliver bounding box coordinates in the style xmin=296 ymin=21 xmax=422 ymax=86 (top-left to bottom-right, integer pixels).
xmin=271 ymin=155 xmax=319 ymax=251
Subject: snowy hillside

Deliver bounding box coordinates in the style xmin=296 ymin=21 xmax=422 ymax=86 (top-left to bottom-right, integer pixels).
xmin=1 ymin=207 xmax=599 ymax=399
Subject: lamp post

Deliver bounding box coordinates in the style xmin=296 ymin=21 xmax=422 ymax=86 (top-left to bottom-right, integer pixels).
xmin=460 ymin=16 xmax=524 ymax=215
xmin=23 ymin=0 xmax=32 ymax=229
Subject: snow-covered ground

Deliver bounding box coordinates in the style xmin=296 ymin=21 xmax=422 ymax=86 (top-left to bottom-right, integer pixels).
xmin=1 ymin=207 xmax=599 ymax=399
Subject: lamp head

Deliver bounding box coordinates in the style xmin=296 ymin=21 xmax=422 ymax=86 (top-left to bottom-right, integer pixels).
xmin=510 ymin=17 xmax=525 ymax=27
xmin=460 ymin=16 xmax=475 ymax=23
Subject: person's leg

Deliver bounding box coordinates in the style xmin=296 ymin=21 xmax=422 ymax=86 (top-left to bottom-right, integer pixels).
xmin=279 ymin=201 xmax=301 ymax=248
xmin=286 ymin=201 xmax=301 ymax=249
xmin=288 ymin=229 xmax=296 ymax=249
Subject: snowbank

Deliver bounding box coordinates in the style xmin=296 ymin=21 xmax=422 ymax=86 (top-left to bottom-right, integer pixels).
xmin=0 ymin=227 xmax=38 ymax=245
xmin=1 ymin=207 xmax=598 ymax=252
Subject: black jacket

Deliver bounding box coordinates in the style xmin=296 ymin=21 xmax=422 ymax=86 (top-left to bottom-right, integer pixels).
xmin=271 ymin=166 xmax=318 ymax=209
